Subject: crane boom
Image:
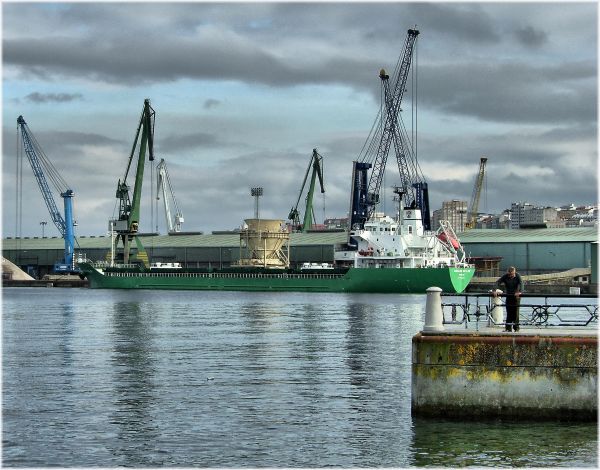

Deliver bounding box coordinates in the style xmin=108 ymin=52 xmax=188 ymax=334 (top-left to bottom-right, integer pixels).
xmin=156 ymin=158 xmax=184 ymax=233
xmin=466 ymin=157 xmax=487 ymax=229
xmin=17 ymin=115 xmax=77 ymax=273
xmin=288 ymin=149 xmax=325 ymax=232
xmin=349 ymin=28 xmax=421 ymax=230
xmin=112 ymin=99 xmax=155 ymax=265
xmin=369 ymin=29 xmax=420 ymax=208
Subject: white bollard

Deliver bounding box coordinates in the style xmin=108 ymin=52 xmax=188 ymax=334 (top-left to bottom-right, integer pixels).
xmin=490 ymin=289 xmax=503 ymax=326
xmin=424 ymin=286 xmax=445 ymax=332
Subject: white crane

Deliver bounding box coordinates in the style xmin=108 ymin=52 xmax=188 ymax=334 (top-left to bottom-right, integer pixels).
xmin=156 ymin=158 xmax=184 ymax=233
xmin=466 ymin=157 xmax=487 ymax=230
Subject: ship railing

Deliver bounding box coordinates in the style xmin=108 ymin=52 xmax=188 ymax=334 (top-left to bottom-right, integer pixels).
xmin=440 ymin=292 xmax=598 ymax=331
xmin=103 ymin=270 xmax=346 ymax=280
xmin=88 ymin=260 xmax=138 ymax=269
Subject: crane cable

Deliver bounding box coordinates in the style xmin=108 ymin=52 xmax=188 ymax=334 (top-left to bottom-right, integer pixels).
xmin=16 ymin=124 xmax=23 ymax=264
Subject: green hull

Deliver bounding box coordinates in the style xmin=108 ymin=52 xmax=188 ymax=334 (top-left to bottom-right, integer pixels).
xmin=79 ymin=263 xmax=474 ymax=294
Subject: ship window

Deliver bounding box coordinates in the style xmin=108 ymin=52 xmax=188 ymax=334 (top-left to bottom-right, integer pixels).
xmin=408 ymin=226 xmax=413 ymax=234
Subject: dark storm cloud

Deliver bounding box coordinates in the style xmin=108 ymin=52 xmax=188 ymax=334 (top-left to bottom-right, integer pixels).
xmin=514 ymin=25 xmax=548 ymax=47
xmin=417 ymin=123 xmax=596 ymax=168
xmin=4 ymin=34 xmax=380 ymax=91
xmin=403 ymin=2 xmax=501 ymax=43
xmin=25 ymin=92 xmax=83 ymax=103
xmin=203 ymin=99 xmax=221 ymax=109
xmin=159 ymin=132 xmax=219 ymax=153
xmin=418 ymin=61 xmax=596 ymax=124
xmin=4 ymin=3 xmax=596 ymax=128
xmin=3 ymin=126 xmax=123 ymax=154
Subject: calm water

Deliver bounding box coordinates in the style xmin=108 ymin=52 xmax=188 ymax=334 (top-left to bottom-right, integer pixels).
xmin=2 ymin=288 xmax=597 ymax=467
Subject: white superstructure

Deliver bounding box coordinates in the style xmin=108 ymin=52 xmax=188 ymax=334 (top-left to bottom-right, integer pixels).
xmin=334 ymin=209 xmax=470 ymax=269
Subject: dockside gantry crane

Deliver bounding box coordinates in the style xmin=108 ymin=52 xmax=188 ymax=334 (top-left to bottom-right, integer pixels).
xmin=111 ymin=99 xmax=155 ymax=266
xmin=288 ymin=149 xmax=325 ymax=232
xmin=465 ymin=157 xmax=488 ymax=229
xmin=156 ymin=158 xmax=184 ymax=234
xmin=17 ymin=115 xmax=78 ymax=273
xmin=348 ymin=28 xmax=430 ymax=232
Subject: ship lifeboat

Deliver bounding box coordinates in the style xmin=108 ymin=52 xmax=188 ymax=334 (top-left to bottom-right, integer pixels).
xmin=437 ymin=232 xmax=460 ymax=250
xmin=358 ymin=246 xmax=375 ymax=256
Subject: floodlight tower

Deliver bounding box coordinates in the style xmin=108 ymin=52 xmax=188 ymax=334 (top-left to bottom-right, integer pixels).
xmin=251 ymin=187 xmax=263 ymax=218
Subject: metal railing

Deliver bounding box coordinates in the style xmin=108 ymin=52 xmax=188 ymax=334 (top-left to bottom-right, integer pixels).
xmin=441 ymin=293 xmax=598 ymax=330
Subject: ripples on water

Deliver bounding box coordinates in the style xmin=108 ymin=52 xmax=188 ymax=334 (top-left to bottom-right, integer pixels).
xmin=2 ymin=288 xmax=597 ymax=467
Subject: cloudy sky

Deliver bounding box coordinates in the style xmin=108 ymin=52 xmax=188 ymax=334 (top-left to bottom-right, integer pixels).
xmin=2 ymin=2 xmax=597 ymax=237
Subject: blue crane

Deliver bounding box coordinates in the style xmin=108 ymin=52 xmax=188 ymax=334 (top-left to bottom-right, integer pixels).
xmin=17 ymin=115 xmax=78 ymax=273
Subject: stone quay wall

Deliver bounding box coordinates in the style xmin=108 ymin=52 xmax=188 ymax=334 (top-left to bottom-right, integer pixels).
xmin=412 ymin=333 xmax=597 ymax=420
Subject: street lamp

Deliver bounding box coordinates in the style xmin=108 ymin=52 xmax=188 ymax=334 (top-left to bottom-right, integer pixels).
xmin=40 ymin=221 xmax=47 ymax=238
xmin=251 ymin=187 xmax=263 ymax=218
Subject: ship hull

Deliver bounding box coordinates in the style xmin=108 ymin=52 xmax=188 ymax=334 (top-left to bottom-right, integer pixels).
xmin=79 ymin=263 xmax=474 ymax=293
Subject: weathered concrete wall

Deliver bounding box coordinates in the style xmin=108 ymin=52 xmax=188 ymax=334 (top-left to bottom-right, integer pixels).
xmin=412 ymin=333 xmax=597 ymax=420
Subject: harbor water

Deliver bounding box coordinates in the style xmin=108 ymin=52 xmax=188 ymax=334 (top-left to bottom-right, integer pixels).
xmin=3 ymin=288 xmax=597 ymax=467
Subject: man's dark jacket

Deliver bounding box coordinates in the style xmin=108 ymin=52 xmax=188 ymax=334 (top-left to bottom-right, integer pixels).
xmin=496 ymin=273 xmax=523 ymax=294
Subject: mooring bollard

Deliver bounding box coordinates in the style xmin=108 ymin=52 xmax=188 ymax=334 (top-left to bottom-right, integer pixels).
xmin=424 ymin=286 xmax=444 ymax=332
xmin=490 ymin=289 xmax=503 ymax=326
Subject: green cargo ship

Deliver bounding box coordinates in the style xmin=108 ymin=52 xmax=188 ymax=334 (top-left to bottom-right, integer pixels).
xmin=78 ymin=213 xmax=476 ymax=294
xmin=78 ymin=262 xmax=474 ymax=293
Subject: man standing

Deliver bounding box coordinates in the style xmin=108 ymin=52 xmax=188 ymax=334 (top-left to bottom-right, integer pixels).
xmin=494 ymin=266 xmax=523 ymax=332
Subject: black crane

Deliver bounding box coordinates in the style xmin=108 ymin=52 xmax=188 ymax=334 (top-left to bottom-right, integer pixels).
xmin=348 ymin=29 xmax=430 ymax=232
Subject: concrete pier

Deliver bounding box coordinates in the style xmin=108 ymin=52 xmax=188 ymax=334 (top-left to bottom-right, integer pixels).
xmin=411 ymin=290 xmax=598 ymax=421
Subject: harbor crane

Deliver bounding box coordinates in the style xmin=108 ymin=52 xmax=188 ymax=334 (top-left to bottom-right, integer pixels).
xmin=348 ymin=28 xmax=430 ymax=232
xmin=288 ymin=149 xmax=325 ymax=232
xmin=17 ymin=115 xmax=78 ymax=273
xmin=156 ymin=158 xmax=184 ymax=234
xmin=111 ymin=99 xmax=155 ymax=266
xmin=465 ymin=157 xmax=488 ymax=230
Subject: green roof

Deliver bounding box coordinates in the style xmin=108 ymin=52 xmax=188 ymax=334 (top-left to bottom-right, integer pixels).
xmin=458 ymin=227 xmax=598 ymax=243
xmin=2 ymin=231 xmax=349 ymax=250
xmin=3 ymin=228 xmax=596 ymax=250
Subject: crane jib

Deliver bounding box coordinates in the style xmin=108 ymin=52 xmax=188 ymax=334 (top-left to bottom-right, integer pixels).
xmin=349 ymin=28 xmax=421 ymax=231
xmin=17 ymin=115 xmax=78 ymax=272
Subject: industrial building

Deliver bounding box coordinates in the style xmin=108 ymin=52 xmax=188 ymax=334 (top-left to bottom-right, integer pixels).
xmin=457 ymin=227 xmax=597 ymax=277
xmin=2 ymin=231 xmax=347 ymax=279
xmin=2 ymin=227 xmax=597 ymax=282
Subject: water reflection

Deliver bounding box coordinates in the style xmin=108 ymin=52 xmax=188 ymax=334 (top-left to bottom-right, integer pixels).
xmin=345 ymin=303 xmax=370 ymax=389
xmin=108 ymin=301 xmax=160 ymax=466
xmin=409 ymin=417 xmax=598 ymax=467
xmin=3 ymin=289 xmax=596 ymax=467
xmin=59 ymin=303 xmax=75 ymax=371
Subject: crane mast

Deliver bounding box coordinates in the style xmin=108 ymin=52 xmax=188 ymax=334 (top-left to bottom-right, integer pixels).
xmin=288 ymin=149 xmax=325 ymax=232
xmin=156 ymin=158 xmax=184 ymax=233
xmin=349 ymin=29 xmax=427 ymax=231
xmin=466 ymin=157 xmax=488 ymax=229
xmin=112 ymin=99 xmax=155 ymax=265
xmin=17 ymin=115 xmax=78 ymax=273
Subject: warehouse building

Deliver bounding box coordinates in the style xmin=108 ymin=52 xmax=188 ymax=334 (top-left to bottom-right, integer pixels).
xmin=2 ymin=231 xmax=348 ymax=279
xmin=3 ymin=228 xmax=596 ymax=281
xmin=458 ymin=227 xmax=597 ymax=277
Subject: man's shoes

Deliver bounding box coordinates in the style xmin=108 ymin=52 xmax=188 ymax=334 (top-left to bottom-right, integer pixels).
xmin=504 ymin=327 xmax=512 ymax=332
xmin=514 ymin=327 xmax=520 ymax=332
